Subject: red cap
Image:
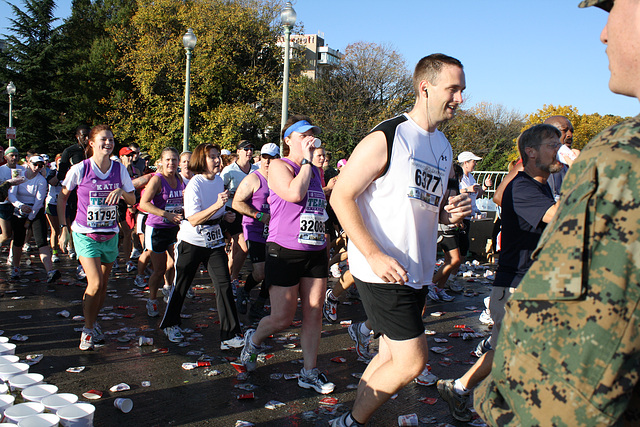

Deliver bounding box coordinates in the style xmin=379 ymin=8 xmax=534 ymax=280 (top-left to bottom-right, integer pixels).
xmin=119 ymin=147 xmax=134 ymax=157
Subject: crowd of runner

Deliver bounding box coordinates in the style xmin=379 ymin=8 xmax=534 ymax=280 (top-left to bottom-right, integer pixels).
xmin=2 ymin=2 xmax=639 ymax=422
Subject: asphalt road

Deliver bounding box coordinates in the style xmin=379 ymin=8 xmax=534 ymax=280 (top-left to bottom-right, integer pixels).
xmin=0 ymin=249 xmax=495 ymax=426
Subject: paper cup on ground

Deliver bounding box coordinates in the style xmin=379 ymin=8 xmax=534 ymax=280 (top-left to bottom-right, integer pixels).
xmin=0 ymin=355 xmax=20 ymax=365
xmin=41 ymin=394 xmax=78 ymax=414
xmin=113 ymin=398 xmax=132 ymax=413
xmin=0 ymin=394 xmax=16 ymax=416
xmin=17 ymin=413 xmax=60 ymax=427
xmin=0 ymin=343 xmax=17 ymax=356
xmin=3 ymin=402 xmax=45 ymax=424
xmin=9 ymin=374 xmax=44 ymax=392
xmin=57 ymin=403 xmax=94 ymax=427
xmin=22 ymin=385 xmax=58 ymax=403
xmin=0 ymin=363 xmax=29 ymax=381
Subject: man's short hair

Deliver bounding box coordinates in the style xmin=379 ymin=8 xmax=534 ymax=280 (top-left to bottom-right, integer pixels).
xmin=75 ymin=124 xmax=90 ymax=137
xmin=413 ymin=54 xmax=464 ymax=96
xmin=128 ymin=142 xmax=140 ymax=150
xmin=518 ymin=124 xmax=561 ymax=167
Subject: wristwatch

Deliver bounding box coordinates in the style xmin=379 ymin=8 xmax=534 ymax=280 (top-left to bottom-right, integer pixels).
xmin=60 ymin=224 xmax=68 ymax=230
xmin=255 ymin=212 xmax=264 ymax=222
xmin=300 ymin=158 xmax=312 ymax=166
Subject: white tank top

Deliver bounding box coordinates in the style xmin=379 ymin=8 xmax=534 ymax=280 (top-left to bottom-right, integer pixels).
xmin=348 ymin=113 xmax=453 ymax=289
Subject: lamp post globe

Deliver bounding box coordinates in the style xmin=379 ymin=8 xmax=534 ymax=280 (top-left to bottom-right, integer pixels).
xmin=280 ymin=2 xmax=296 ymax=154
xmin=182 ymin=29 xmax=197 ymax=153
xmin=6 ymin=81 xmax=16 ymax=147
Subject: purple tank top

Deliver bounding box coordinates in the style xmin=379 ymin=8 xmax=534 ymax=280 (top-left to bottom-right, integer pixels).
xmin=145 ymin=173 xmax=184 ymax=229
xmin=75 ymin=159 xmax=122 ymax=232
xmin=267 ymin=158 xmax=327 ymax=251
xmin=242 ymin=170 xmax=270 ymax=243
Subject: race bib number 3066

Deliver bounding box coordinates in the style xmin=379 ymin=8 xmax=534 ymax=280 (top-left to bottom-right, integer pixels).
xmin=408 ymin=158 xmax=446 ymax=212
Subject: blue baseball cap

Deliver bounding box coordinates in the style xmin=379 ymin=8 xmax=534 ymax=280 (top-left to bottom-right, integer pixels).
xmin=283 ymin=120 xmax=321 ymax=139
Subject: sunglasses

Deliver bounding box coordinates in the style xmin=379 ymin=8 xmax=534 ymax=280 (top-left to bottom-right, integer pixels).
xmin=242 ymin=147 xmax=254 ymax=151
xmin=32 ymin=163 xmax=44 ymax=168
xmin=261 ymin=154 xmax=279 ymax=160
xmin=125 ymin=153 xmax=135 ymax=157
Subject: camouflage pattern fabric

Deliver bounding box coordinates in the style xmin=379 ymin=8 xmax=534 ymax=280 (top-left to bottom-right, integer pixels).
xmin=475 ymin=115 xmax=640 ymax=426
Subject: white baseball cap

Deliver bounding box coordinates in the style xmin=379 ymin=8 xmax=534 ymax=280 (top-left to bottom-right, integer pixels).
xmin=260 ymin=143 xmax=280 ymax=157
xmin=458 ymin=151 xmax=482 ymax=163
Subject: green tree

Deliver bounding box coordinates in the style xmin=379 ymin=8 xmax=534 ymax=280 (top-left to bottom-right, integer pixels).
xmin=107 ymin=0 xmax=283 ymax=157
xmin=1 ymin=0 xmax=66 ymax=153
xmin=56 ymin=0 xmax=137 ymax=136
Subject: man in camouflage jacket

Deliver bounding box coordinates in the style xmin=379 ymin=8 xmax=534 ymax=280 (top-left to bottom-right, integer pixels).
xmin=475 ymin=0 xmax=640 ymax=425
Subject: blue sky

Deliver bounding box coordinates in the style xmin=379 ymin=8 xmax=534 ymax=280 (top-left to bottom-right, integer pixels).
xmin=1 ymin=0 xmax=638 ymax=118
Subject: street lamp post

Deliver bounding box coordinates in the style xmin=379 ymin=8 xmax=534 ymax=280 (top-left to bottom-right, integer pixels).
xmin=6 ymin=81 xmax=16 ymax=147
xmin=182 ymin=28 xmax=197 ymax=153
xmin=280 ymin=1 xmax=296 ymax=153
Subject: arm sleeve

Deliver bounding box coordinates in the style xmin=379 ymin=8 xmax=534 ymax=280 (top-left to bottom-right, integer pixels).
xmin=8 ymin=184 xmax=21 ymax=208
xmin=62 ymin=163 xmax=82 ymax=192
xmin=28 ymin=177 xmax=47 ymax=221
xmin=183 ymin=180 xmax=202 ymax=218
xmin=512 ymin=179 xmax=555 ymax=229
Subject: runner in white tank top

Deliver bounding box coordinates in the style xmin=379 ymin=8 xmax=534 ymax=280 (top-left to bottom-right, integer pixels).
xmin=330 ymin=54 xmax=472 ymax=427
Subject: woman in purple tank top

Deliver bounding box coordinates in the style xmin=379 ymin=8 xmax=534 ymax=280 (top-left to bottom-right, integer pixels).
xmin=57 ymin=125 xmax=136 ymax=351
xmin=240 ymin=115 xmax=335 ymax=395
xmin=138 ymin=147 xmax=184 ymax=318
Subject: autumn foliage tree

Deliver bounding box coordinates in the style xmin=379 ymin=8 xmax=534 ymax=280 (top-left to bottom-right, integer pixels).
xmin=107 ymin=0 xmax=283 ymax=157
xmin=522 ymin=104 xmax=626 ymax=150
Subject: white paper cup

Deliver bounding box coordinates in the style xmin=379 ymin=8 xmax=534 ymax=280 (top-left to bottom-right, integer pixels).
xmin=22 ymin=385 xmax=58 ymax=403
xmin=41 ymin=393 xmax=78 ymax=415
xmin=57 ymin=403 xmax=94 ymax=427
xmin=0 ymin=355 xmax=20 ymax=365
xmin=3 ymin=402 xmax=45 ymax=424
xmin=0 ymin=337 xmax=8 ymax=344
xmin=0 ymin=394 xmax=16 ymax=416
xmin=17 ymin=413 xmax=60 ymax=427
xmin=138 ymin=337 xmax=153 ymax=346
xmin=113 ymin=397 xmax=133 ymax=413
xmin=0 ymin=363 xmax=29 ymax=382
xmin=9 ymin=374 xmax=44 ymax=392
xmin=0 ymin=343 xmax=17 ymax=356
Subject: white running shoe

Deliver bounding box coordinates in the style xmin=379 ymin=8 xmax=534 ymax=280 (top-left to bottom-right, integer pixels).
xmin=329 ymin=263 xmax=341 ymax=278
xmin=146 ymin=299 xmax=159 ymax=317
xmin=437 ymin=288 xmax=455 ymax=302
xmin=479 ymin=309 xmax=494 ymax=325
xmin=130 ymin=248 xmax=142 ymax=260
xmin=76 ymin=265 xmax=86 ymax=280
xmin=323 ymin=289 xmax=338 ymax=322
xmin=298 ymin=368 xmax=335 ymax=394
xmin=126 ymin=260 xmax=137 ymax=273
xmin=163 ymin=325 xmax=184 ymax=343
xmin=348 ymin=322 xmax=372 ymax=363
xmin=427 ymin=285 xmax=440 ymax=302
xmin=79 ymin=329 xmax=94 ymax=351
xmin=134 ymin=275 xmax=147 ymax=288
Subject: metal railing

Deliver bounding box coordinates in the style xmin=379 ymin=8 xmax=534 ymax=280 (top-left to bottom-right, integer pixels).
xmin=472 ymin=170 xmax=508 ymax=199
